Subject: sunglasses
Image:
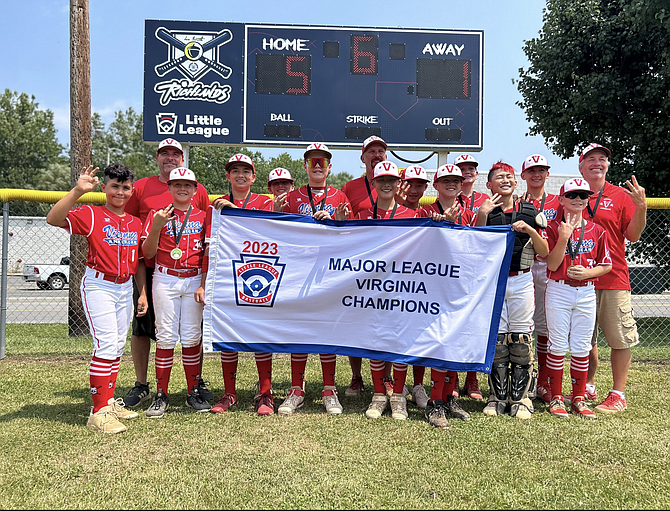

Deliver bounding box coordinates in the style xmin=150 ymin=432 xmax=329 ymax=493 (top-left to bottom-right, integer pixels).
xmin=564 ymin=191 xmax=591 ymax=200
xmin=305 ymin=157 xmax=330 ymax=168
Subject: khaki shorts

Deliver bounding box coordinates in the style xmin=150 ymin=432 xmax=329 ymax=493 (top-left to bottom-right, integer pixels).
xmin=591 ymin=289 xmax=639 ymax=349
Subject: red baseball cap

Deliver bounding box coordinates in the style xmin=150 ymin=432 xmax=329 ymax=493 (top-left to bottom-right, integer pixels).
xmin=157 ymin=138 xmax=183 ymax=155
xmin=362 ymin=136 xmax=387 ymax=154
xmin=579 ymin=143 xmax=611 ymax=163
xmin=225 ymin=154 xmax=255 ymax=174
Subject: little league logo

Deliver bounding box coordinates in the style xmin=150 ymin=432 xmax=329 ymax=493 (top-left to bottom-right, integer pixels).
xmin=156 ymin=113 xmax=177 ymax=135
xmin=232 ymin=254 xmax=285 ymax=307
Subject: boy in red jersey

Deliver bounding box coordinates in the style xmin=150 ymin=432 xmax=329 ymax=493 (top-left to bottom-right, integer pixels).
xmin=544 ymin=178 xmax=612 ymax=418
xmin=267 ymin=167 xmax=295 ymax=211
xmin=141 ymin=168 xmax=210 ymax=417
xmin=453 ymin=153 xmax=489 ymax=212
xmin=354 ymin=161 xmax=416 ymax=421
xmin=123 ymin=138 xmax=211 ymax=410
xmin=208 ymin=154 xmax=275 ymax=416
xmin=415 ymin=164 xmax=474 ymax=427
xmin=519 ymin=154 xmax=562 ymax=404
xmin=278 ymin=143 xmax=352 ymax=417
xmin=47 ymin=164 xmax=143 ymax=433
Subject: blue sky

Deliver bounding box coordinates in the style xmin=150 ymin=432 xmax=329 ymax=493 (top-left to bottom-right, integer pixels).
xmin=2 ymin=0 xmax=580 ymax=176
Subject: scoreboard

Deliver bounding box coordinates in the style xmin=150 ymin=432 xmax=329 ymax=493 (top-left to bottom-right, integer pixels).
xmin=143 ymin=21 xmax=483 ymax=150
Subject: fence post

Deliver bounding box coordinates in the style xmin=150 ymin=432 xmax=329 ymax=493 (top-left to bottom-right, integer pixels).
xmin=1 ymin=201 xmax=9 ymax=360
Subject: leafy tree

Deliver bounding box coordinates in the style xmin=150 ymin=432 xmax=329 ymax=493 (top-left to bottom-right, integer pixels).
xmin=0 ymin=89 xmax=64 ymax=189
xmin=328 ymin=171 xmax=355 ymax=191
xmin=517 ymin=0 xmax=670 ymax=192
xmin=517 ymin=0 xmax=670 ymax=278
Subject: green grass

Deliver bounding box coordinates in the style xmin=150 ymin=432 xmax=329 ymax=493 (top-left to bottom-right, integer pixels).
xmin=1 ymin=325 xmax=669 ymax=509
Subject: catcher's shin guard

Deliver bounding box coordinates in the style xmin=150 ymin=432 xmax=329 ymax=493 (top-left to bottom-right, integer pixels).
xmin=486 ymin=334 xmax=510 ymax=415
xmin=508 ymin=333 xmax=535 ymax=417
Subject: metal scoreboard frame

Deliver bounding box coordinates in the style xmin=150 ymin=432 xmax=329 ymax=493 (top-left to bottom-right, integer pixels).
xmin=143 ymin=20 xmax=483 ymax=151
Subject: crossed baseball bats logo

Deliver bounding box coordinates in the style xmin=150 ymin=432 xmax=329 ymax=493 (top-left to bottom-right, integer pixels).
xmin=154 ymin=27 xmax=233 ymax=79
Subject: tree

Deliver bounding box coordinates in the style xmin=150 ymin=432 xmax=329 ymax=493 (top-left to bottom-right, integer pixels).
xmin=0 ymin=89 xmax=64 ymax=189
xmin=517 ymin=0 xmax=670 ymax=277
xmin=517 ymin=0 xmax=670 ymax=193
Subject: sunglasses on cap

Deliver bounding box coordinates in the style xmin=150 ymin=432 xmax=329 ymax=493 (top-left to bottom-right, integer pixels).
xmin=305 ymin=157 xmax=330 ymax=168
xmin=564 ymin=191 xmax=591 ymax=200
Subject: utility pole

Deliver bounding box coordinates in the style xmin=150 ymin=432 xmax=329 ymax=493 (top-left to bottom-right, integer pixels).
xmin=69 ymin=0 xmax=91 ymax=336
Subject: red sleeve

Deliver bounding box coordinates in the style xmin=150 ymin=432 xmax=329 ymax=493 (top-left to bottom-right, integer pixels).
xmin=195 ymin=184 xmax=210 ymax=211
xmin=65 ymin=205 xmax=94 ymax=236
xmin=596 ymin=225 xmax=613 ymax=266
xmin=125 ymin=179 xmax=145 ymax=217
xmin=204 ymin=205 xmax=214 ymax=241
xmin=141 ymin=211 xmax=155 ymax=240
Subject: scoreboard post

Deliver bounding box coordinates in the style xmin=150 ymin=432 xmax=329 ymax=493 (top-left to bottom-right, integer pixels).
xmin=143 ymin=21 xmax=483 ymax=152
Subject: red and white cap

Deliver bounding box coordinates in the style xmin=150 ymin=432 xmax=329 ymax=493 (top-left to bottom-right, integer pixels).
xmin=372 ymin=161 xmax=400 ymax=179
xmin=268 ymin=167 xmax=293 ymax=183
xmin=225 ymin=153 xmax=255 ymax=173
xmin=433 ymin=164 xmax=463 ymax=183
xmin=167 ymin=167 xmax=197 ymax=183
xmin=401 ymin=165 xmax=429 ymax=182
xmin=521 ymin=154 xmax=550 ymax=172
xmin=579 ymin=143 xmax=611 ymax=163
xmin=559 ymin=177 xmax=594 ymax=196
xmin=453 ymin=154 xmax=478 ymax=167
xmin=362 ymin=135 xmax=387 ymax=154
xmin=157 ymin=138 xmax=183 ymax=155
xmin=304 ymin=142 xmax=332 ymax=159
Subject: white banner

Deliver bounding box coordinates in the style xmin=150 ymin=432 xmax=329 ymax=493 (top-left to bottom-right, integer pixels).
xmin=203 ymin=209 xmax=514 ymax=372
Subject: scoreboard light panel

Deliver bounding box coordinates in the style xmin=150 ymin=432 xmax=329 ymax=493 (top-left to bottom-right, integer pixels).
xmin=143 ymin=21 xmax=483 ymax=150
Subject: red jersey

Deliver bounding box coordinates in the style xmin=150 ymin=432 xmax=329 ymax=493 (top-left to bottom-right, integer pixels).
xmin=65 ymin=205 xmax=142 ymax=278
xmin=584 ymin=182 xmax=636 ymax=290
xmin=142 ymin=207 xmax=207 ymax=270
xmin=285 ymin=185 xmax=353 ymax=218
xmin=125 ymin=175 xmax=210 ymax=224
xmin=546 ymin=218 xmax=612 ymax=283
xmin=341 ymin=175 xmax=376 ymax=216
xmin=355 ymin=204 xmax=417 ymax=220
xmin=217 ymin=192 xmax=273 ymax=211
xmin=459 ymin=190 xmax=489 ymax=212
xmin=528 ymin=192 xmax=560 ymax=261
xmin=418 ymin=201 xmax=476 ymax=226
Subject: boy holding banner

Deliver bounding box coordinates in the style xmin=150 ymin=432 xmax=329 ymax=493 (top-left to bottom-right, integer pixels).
xmin=476 ymin=161 xmax=549 ymax=419
xmin=417 ymin=164 xmax=476 ymax=427
xmin=207 ymin=154 xmax=276 ymax=416
xmin=355 ymin=161 xmax=417 ymax=421
xmin=278 ymin=143 xmax=353 ymax=417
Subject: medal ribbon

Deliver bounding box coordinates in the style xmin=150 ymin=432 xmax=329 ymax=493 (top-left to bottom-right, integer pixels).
xmin=586 ymin=185 xmax=605 ymax=219
xmin=364 ymin=176 xmax=375 ymax=206
xmin=171 ymin=205 xmax=192 ymax=247
xmin=229 ymin=185 xmax=252 ymax=209
xmin=373 ymin=201 xmax=398 ymax=219
xmin=307 ymin=185 xmax=327 ymax=213
xmin=566 ymin=218 xmax=586 ymax=264
xmin=470 ymin=190 xmax=475 ymax=211
xmin=435 ymin=201 xmax=462 ymax=224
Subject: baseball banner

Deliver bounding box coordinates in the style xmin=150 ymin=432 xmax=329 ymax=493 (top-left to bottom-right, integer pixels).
xmin=202 ymin=209 xmax=514 ymax=372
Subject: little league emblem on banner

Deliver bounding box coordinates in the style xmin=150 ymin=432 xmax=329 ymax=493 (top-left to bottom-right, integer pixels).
xmin=203 ymin=208 xmax=515 ymax=372
xmin=232 ymin=254 xmax=285 ymax=306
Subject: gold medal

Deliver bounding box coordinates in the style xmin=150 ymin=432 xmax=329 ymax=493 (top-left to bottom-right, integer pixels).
xmin=170 ymin=247 xmax=183 ymax=260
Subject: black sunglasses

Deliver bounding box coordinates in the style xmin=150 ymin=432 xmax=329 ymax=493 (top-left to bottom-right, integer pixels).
xmin=564 ymin=191 xmax=591 ymax=200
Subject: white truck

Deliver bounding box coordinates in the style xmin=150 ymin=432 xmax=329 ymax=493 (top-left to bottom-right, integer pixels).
xmin=22 ymin=256 xmax=70 ymax=290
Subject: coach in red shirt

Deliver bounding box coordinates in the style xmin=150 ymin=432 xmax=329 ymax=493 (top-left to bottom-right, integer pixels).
xmin=578 ymin=143 xmax=647 ymax=414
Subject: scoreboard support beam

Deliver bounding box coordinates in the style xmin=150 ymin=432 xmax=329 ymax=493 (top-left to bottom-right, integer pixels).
xmin=437 ymin=151 xmax=450 ymax=168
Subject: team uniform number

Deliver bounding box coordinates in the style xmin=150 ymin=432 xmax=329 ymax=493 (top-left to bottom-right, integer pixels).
xmin=242 ymin=240 xmax=278 ymax=255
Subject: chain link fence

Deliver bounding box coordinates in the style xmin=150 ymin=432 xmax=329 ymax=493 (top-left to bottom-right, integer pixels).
xmin=1 ymin=193 xmax=669 ymax=355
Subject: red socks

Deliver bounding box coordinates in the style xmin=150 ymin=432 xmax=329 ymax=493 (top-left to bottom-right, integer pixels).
xmin=320 ymin=354 xmax=337 ymax=387
xmin=413 ymin=366 xmax=425 ymax=387
xmin=392 ymin=363 xmax=408 ymax=394
xmin=442 ymin=371 xmax=458 ymax=400
xmin=430 ymin=368 xmax=446 ymax=402
xmin=220 ymin=351 xmax=239 ymax=395
xmin=570 ymin=354 xmax=589 ymax=399
xmin=182 ymin=344 xmax=201 ymax=392
xmin=536 ymin=335 xmax=549 ymax=387
xmin=89 ymin=356 xmax=113 ymax=413
xmin=255 ymin=352 xmax=273 ymax=395
xmin=370 ymin=359 xmax=386 ymax=394
xmin=291 ymin=353 xmax=308 ymax=388
xmin=155 ymin=348 xmax=174 ymax=395
xmin=546 ymin=352 xmax=565 ymax=398
xmin=109 ymin=356 xmax=120 ymax=402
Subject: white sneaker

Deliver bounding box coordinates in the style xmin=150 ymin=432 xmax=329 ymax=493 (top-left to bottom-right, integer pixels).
xmin=322 ymin=386 xmax=343 ymax=414
xmin=278 ymin=387 xmax=305 ymax=416
xmin=412 ymin=385 xmax=429 ymax=409
xmin=390 ymin=394 xmax=408 ymax=420
xmin=107 ymin=398 xmax=138 ymax=419
xmin=86 ymin=406 xmax=126 ymax=434
xmin=365 ymin=393 xmax=388 ymax=419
